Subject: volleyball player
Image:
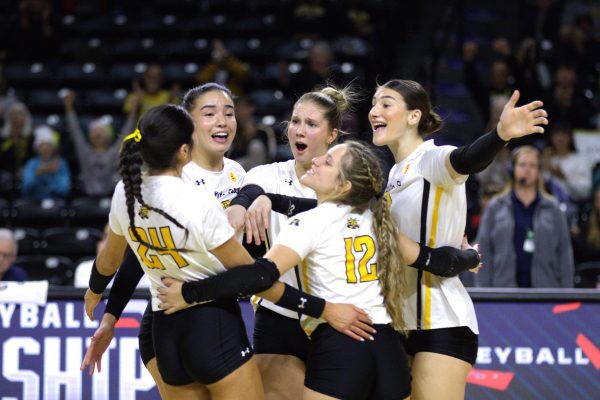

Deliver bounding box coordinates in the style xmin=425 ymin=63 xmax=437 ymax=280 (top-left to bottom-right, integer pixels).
xmin=157 ymin=141 xmax=481 ymax=399
xmin=225 ymin=86 xmax=350 ymax=399
xmin=368 ymin=80 xmax=547 ymax=399
xmin=82 ymin=83 xmax=244 ymax=397
xmin=82 ymin=100 xmax=264 ymax=399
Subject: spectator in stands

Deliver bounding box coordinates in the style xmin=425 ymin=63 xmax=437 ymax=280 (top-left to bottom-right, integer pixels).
xmin=476 ymin=146 xmax=574 ymax=288
xmin=282 ymin=41 xmax=360 ymax=137
xmin=462 ymin=39 xmax=515 ymax=126
xmin=283 ymin=41 xmax=343 ymax=97
xmin=542 ymin=120 xmax=591 ymax=202
xmin=544 ymin=64 xmax=597 ymax=129
xmin=0 ymin=228 xmax=27 ymax=282
xmin=557 ymin=13 xmax=600 ymax=85
xmin=21 ymin=125 xmax=70 ymax=200
xmin=291 ymin=0 xmax=334 ymax=39
xmin=228 ymin=96 xmax=273 ymax=170
xmin=573 ymin=185 xmax=600 ymax=265
xmin=63 ymin=89 xmax=136 ymax=197
xmin=196 ymin=40 xmax=249 ymax=97
xmin=122 ymin=63 xmax=178 ymax=119
xmin=74 ymin=224 xmax=150 ymax=288
xmin=0 ymin=101 xmax=33 ymax=176
xmin=518 ymin=0 xmax=564 ymax=43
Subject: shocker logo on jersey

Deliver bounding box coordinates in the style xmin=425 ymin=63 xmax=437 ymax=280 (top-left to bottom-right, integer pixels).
xmin=229 ymin=172 xmax=237 ymax=183
xmin=221 ymin=199 xmax=231 ymax=209
xmin=346 ymin=217 xmax=360 ymax=229
xmin=403 ymin=163 xmax=411 ymax=174
xmin=289 ymin=218 xmax=300 ymax=226
xmin=138 ymin=206 xmax=149 ymax=219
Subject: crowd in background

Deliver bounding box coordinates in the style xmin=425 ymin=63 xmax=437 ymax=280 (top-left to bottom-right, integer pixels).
xmin=1 ymin=0 xmax=600 ymax=288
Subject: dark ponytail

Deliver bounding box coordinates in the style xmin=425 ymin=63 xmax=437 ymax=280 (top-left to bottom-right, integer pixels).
xmin=119 ymin=104 xmax=194 ymax=252
xmin=380 ymin=79 xmax=443 ymax=137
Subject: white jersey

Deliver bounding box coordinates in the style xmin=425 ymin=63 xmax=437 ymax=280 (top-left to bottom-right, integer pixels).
xmin=387 ymin=140 xmax=478 ymax=334
xmin=109 ymin=176 xmax=234 ymax=311
xmin=182 ymin=158 xmax=245 ymax=241
xmin=276 ymin=202 xmax=391 ymax=335
xmin=182 ymin=158 xmax=245 ymax=209
xmin=243 ymin=159 xmax=316 ymax=318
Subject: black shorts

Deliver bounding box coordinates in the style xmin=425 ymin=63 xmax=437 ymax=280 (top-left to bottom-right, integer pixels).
xmin=403 ymin=326 xmax=478 ymax=365
xmin=138 ymin=302 xmax=154 ymax=366
xmin=253 ymin=305 xmax=310 ymax=362
xmin=305 ymin=324 xmax=411 ymax=400
xmin=153 ymin=299 xmax=253 ymax=386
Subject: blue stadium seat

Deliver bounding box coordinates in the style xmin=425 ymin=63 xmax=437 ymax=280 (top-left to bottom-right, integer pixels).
xmin=29 ymin=90 xmax=64 ymax=110
xmin=69 ymin=197 xmax=111 ymax=229
xmin=39 ymin=227 xmax=103 ymax=261
xmin=11 ymin=198 xmax=69 ymax=229
xmin=249 ymin=89 xmax=292 ymax=115
xmin=14 ymin=255 xmax=75 ymax=286
xmin=574 ymin=262 xmax=600 ymax=288
xmin=13 ymin=227 xmax=41 ymax=256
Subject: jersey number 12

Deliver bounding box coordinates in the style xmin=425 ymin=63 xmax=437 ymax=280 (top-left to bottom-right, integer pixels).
xmin=344 ymin=235 xmax=378 ymax=283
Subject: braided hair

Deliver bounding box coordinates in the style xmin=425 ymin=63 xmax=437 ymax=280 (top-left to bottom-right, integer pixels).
xmin=334 ymin=140 xmax=407 ymax=333
xmin=119 ymin=104 xmax=194 ymax=252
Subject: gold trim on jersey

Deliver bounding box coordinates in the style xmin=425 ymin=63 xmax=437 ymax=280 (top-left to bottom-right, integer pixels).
xmin=423 ymin=186 xmax=443 ymax=329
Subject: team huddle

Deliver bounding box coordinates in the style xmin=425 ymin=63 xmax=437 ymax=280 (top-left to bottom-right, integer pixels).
xmin=80 ymin=80 xmax=547 ymax=400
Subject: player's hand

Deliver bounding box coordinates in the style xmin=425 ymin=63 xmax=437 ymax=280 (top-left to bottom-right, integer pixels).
xmin=226 ymin=204 xmax=247 ymax=234
xmin=157 ymin=277 xmax=192 ymax=315
xmin=245 ymin=195 xmax=271 ymax=246
xmin=497 ymin=90 xmax=548 ymax=141
xmin=461 ymin=236 xmax=483 ymax=274
xmin=81 ymin=314 xmax=116 ymax=376
xmin=84 ymin=289 xmax=102 ymax=322
xmin=322 ymin=302 xmax=376 ymax=342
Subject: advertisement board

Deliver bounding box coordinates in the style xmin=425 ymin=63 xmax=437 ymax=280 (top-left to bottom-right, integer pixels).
xmin=1 ymin=292 xmax=599 ymax=399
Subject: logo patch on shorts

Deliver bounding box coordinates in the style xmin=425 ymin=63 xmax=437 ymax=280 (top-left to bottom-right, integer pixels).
xmin=241 ymin=347 xmax=250 ymax=357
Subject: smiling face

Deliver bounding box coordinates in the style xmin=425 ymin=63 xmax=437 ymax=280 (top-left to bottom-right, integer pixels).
xmin=300 ymin=144 xmax=349 ymax=200
xmin=188 ymin=89 xmax=237 ymax=157
xmin=369 ymin=87 xmax=419 ymax=147
xmin=288 ymin=100 xmax=337 ymax=171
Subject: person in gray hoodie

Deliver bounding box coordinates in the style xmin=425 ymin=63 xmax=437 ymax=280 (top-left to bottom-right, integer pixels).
xmin=62 ymin=90 xmax=137 ymax=197
xmin=476 ymin=145 xmax=574 ymax=288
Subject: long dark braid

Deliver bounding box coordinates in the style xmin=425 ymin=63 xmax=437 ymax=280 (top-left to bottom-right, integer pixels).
xmin=119 ymin=104 xmax=194 ymax=252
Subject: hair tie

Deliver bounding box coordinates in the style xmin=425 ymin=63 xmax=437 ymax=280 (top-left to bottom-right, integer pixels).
xmin=123 ymin=129 xmax=142 ymax=143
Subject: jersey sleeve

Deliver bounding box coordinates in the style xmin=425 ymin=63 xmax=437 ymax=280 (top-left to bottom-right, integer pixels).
xmin=418 ymin=145 xmax=468 ymax=187
xmin=191 ymin=194 xmax=236 ymax=251
xmin=274 ymin=211 xmax=319 ymax=260
xmin=108 ymin=181 xmax=125 ymax=236
xmin=242 ymin=163 xmax=274 ymax=191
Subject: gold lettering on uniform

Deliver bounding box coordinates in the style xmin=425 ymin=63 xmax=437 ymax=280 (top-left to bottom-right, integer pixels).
xmin=129 ymin=227 xmax=164 ymax=270
xmin=344 ymin=235 xmax=378 ymax=283
xmin=128 ymin=226 xmax=188 ymax=270
xmin=157 ymin=226 xmax=188 ymax=268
